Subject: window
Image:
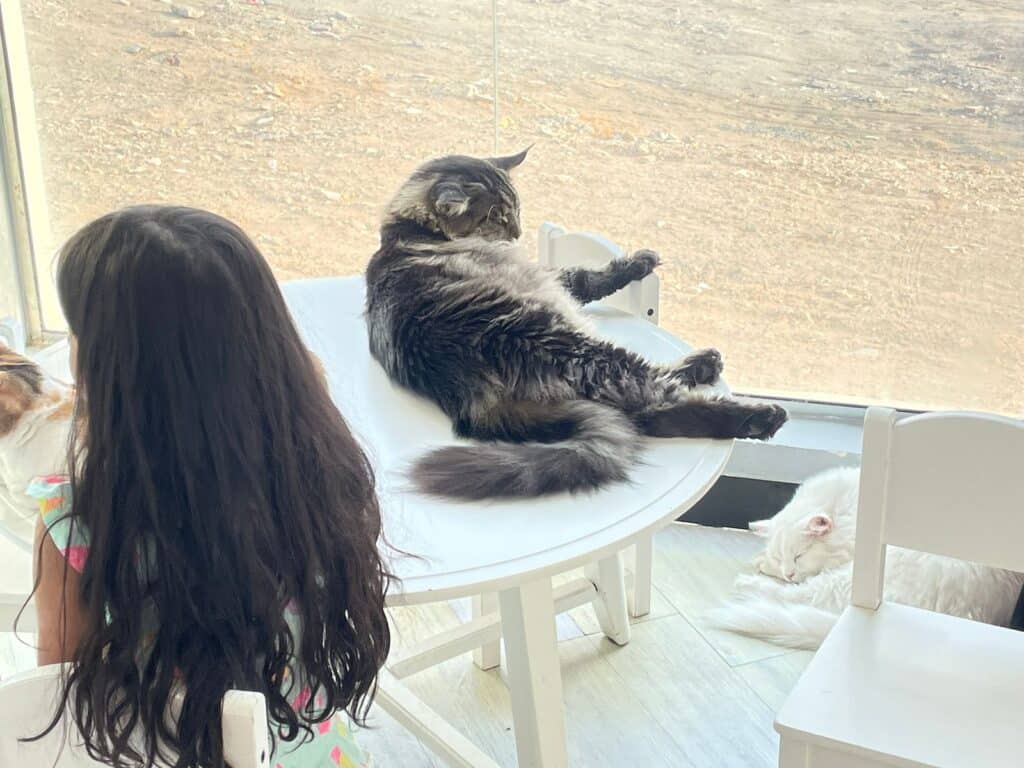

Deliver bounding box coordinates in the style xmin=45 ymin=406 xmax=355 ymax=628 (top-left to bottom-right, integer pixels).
xmin=6 ymin=0 xmax=1023 ymax=414
xmin=17 ymin=0 xmax=495 ymax=331
xmin=497 ymin=2 xmax=1022 ymax=415
xmin=0 ymin=14 xmax=23 ymax=348
xmin=0 ymin=180 xmax=22 ymax=348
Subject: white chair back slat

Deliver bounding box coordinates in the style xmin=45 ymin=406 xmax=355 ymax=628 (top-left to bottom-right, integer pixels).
xmin=850 ymin=407 xmax=896 ymax=609
xmin=0 ymin=664 xmax=270 ymax=767
xmin=852 ymin=407 xmax=1024 ymax=608
xmin=538 ymin=222 xmax=660 ymax=324
xmin=220 ymin=690 xmax=270 ymax=768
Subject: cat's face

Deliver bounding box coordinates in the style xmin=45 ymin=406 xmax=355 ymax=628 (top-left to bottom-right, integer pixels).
xmin=748 ymin=467 xmax=859 ymax=583
xmin=0 ymin=343 xmax=45 ymax=435
xmin=750 ymin=513 xmax=838 ymax=583
xmin=386 ymin=149 xmax=529 ymax=241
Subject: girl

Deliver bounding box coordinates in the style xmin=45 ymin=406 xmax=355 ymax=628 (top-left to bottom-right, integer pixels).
xmin=28 ymin=205 xmax=390 ymax=767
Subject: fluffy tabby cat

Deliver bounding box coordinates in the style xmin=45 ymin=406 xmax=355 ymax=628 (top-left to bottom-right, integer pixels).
xmin=708 ymin=467 xmax=1024 ymax=649
xmin=0 ymin=344 xmax=72 ymax=541
xmin=365 ymin=150 xmax=788 ymax=499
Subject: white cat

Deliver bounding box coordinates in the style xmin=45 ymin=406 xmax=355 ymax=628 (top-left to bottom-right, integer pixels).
xmin=708 ymin=467 xmax=1024 ymax=650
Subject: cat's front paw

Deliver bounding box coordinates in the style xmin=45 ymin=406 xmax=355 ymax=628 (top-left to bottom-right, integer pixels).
xmin=625 ymin=249 xmax=661 ymax=281
xmin=738 ymin=404 xmax=788 ymax=440
xmin=673 ymin=348 xmax=723 ymax=387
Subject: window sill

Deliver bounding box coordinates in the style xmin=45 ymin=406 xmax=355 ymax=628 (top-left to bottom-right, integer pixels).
xmin=726 ymin=397 xmax=865 ymax=484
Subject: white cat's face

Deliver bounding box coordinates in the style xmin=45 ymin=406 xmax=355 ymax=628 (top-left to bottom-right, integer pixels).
xmin=748 ymin=468 xmax=859 ymax=583
xmin=750 ymin=516 xmax=837 ymax=583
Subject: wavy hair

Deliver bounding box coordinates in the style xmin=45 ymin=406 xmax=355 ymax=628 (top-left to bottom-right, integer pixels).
xmin=36 ymin=205 xmax=390 ymax=766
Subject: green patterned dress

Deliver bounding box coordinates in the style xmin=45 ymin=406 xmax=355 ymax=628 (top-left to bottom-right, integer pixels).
xmin=28 ymin=476 xmax=372 ymax=768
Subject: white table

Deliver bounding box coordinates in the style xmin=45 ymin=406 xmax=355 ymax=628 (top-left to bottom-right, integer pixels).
xmin=282 ymin=276 xmax=734 ymax=767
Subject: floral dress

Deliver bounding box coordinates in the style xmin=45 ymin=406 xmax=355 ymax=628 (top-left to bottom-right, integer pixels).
xmin=28 ymin=476 xmax=372 ymax=768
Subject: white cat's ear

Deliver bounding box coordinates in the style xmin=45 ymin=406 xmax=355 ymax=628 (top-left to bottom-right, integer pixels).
xmin=806 ymin=514 xmax=834 ymax=537
xmin=748 ymin=519 xmax=772 ymax=537
xmin=434 ymin=185 xmax=471 ymax=217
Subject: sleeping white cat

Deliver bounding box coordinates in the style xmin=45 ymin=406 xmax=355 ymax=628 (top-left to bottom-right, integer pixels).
xmin=709 ymin=467 xmax=1024 ymax=650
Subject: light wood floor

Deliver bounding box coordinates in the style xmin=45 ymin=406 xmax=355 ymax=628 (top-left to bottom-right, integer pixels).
xmin=360 ymin=523 xmax=813 ymax=767
xmin=1 ymin=523 xmax=812 ymax=767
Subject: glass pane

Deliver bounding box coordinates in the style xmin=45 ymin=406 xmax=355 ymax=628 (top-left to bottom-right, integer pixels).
xmin=498 ymin=1 xmax=1023 ymax=413
xmin=21 ymin=0 xmax=494 ymax=327
xmin=0 ymin=163 xmax=23 ymax=346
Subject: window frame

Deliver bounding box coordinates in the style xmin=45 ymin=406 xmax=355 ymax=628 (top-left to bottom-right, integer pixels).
xmin=0 ymin=0 xmax=58 ymax=347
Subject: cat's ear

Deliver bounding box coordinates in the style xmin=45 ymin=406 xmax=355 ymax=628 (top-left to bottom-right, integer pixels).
xmin=488 ymin=146 xmax=531 ymax=172
xmin=748 ymin=519 xmax=772 ymax=537
xmin=434 ymin=184 xmax=471 ymax=218
xmin=805 ymin=514 xmax=834 ymax=537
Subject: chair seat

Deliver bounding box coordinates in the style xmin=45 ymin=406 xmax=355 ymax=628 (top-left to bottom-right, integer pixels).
xmin=775 ymin=602 xmax=1024 ymax=768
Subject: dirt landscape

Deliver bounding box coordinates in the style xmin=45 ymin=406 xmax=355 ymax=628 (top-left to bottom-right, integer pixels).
xmin=18 ymin=0 xmax=1024 ymax=412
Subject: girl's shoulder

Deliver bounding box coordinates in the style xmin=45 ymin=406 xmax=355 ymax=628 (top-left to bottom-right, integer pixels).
xmin=27 ymin=475 xmax=89 ymax=572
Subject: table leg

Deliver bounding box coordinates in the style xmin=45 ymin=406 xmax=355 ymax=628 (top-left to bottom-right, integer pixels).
xmin=629 ymin=537 xmax=654 ymax=619
xmin=585 ymin=552 xmax=631 ymax=646
xmin=498 ymin=577 xmax=568 ymax=768
xmin=472 ymin=592 xmax=502 ymax=670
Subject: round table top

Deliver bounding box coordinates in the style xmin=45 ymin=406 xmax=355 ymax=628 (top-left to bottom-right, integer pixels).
xmin=283 ymin=276 xmax=733 ymax=605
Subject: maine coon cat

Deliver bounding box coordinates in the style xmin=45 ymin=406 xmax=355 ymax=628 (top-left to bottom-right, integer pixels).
xmin=708 ymin=467 xmax=1024 ymax=649
xmin=0 ymin=344 xmax=72 ymax=541
xmin=364 ymin=149 xmax=788 ymax=499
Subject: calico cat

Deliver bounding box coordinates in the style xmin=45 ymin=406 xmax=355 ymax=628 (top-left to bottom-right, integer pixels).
xmin=708 ymin=467 xmax=1024 ymax=649
xmin=0 ymin=344 xmax=73 ymax=541
xmin=365 ymin=150 xmax=788 ymax=499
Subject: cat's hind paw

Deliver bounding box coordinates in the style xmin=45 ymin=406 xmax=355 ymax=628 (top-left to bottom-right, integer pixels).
xmin=625 ymin=248 xmax=661 ymax=281
xmin=737 ymin=403 xmax=788 ymax=440
xmin=673 ymin=347 xmax=723 ymax=387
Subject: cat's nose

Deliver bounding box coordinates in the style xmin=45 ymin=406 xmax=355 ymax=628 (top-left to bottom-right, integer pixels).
xmin=786 ymin=571 xmax=796 ymax=582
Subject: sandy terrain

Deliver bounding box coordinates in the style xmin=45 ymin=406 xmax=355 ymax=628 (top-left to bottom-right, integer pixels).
xmin=18 ymin=0 xmax=1024 ymax=412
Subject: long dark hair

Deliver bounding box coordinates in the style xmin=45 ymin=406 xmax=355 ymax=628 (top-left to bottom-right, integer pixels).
xmin=42 ymin=205 xmax=391 ymax=766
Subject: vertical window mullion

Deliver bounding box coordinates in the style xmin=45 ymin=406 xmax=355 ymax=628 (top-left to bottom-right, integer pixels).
xmin=0 ymin=0 xmax=58 ymax=344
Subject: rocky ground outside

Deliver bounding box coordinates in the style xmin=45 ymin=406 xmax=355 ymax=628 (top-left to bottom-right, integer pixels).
xmin=18 ymin=0 xmax=1024 ymax=411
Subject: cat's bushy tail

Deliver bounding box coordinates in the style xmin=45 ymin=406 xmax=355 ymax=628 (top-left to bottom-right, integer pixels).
xmin=705 ymin=599 xmax=839 ymax=651
xmin=412 ymin=401 xmax=642 ymax=499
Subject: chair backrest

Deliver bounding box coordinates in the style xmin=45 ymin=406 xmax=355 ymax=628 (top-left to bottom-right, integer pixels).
xmin=538 ymin=222 xmax=660 ymax=324
xmin=0 ymin=664 xmax=270 ymax=767
xmin=851 ymin=407 xmax=1024 ymax=609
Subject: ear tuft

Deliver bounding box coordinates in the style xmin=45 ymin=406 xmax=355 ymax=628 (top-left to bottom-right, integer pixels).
xmin=488 ymin=145 xmax=531 ymax=171
xmin=806 ymin=514 xmax=833 ymax=537
xmin=748 ymin=519 xmax=772 ymax=537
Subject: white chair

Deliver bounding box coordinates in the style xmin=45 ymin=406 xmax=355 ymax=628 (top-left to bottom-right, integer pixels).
xmin=775 ymin=407 xmax=1024 ymax=768
xmin=0 ymin=535 xmax=33 ymax=631
xmin=469 ymin=223 xmax=662 ymax=670
xmin=538 ymin=222 xmax=661 ymax=326
xmin=0 ymin=664 xmax=269 ymax=767
xmin=538 ymin=222 xmax=661 ymax=624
